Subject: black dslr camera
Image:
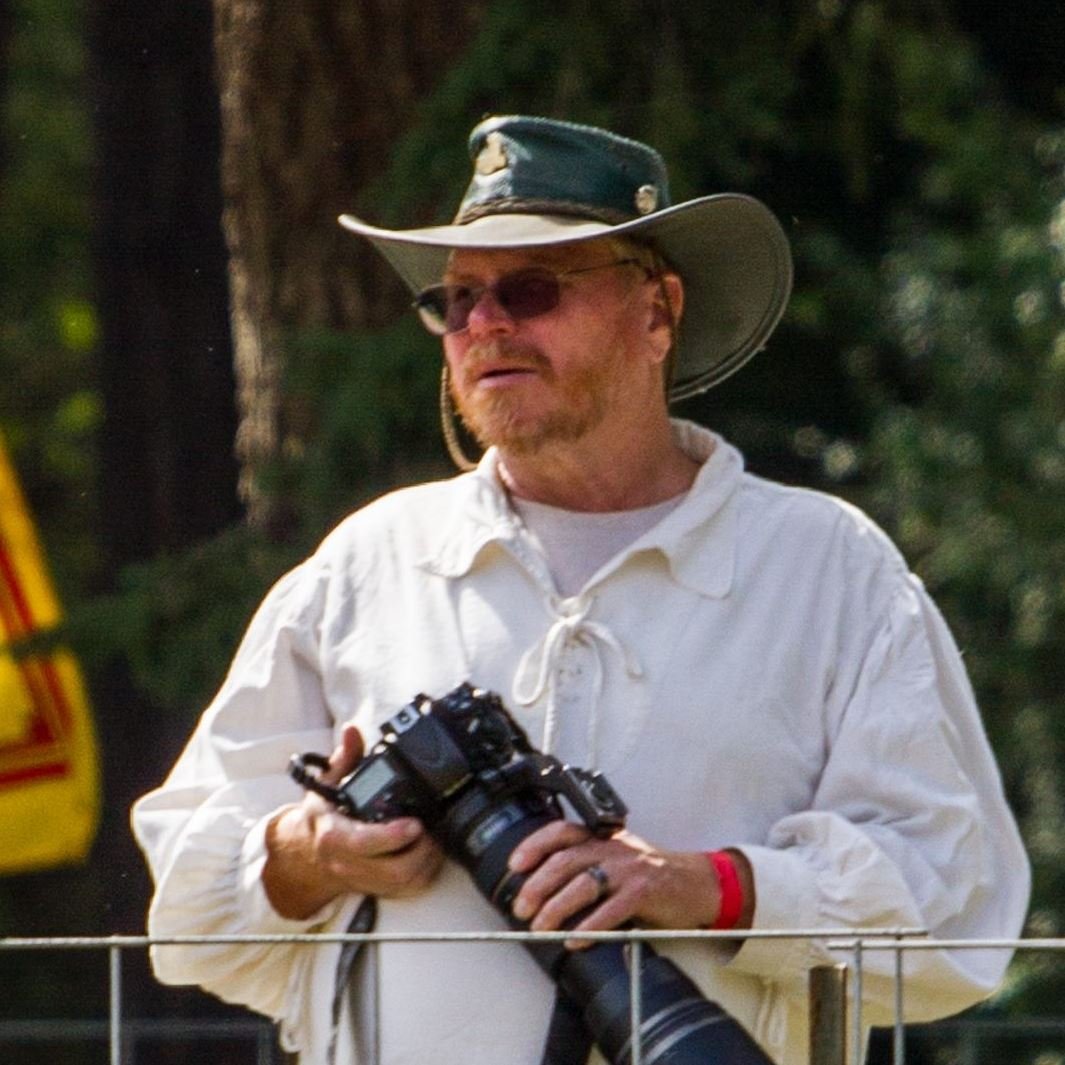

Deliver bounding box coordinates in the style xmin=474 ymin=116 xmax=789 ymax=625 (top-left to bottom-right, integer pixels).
xmin=290 ymin=683 xmax=770 ymax=1065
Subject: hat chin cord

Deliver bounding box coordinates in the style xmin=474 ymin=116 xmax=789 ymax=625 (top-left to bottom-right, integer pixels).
xmin=440 ymin=363 xmax=480 ymax=471
xmin=657 ymin=272 xmax=679 ymax=404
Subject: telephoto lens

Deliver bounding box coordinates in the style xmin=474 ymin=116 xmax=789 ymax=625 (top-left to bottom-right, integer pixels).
xmin=487 ymin=857 xmax=773 ymax=1065
xmin=549 ymin=937 xmax=773 ymax=1064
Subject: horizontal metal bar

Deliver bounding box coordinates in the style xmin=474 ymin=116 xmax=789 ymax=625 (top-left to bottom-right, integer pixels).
xmin=0 ymin=926 xmax=930 ymax=950
xmin=0 ymin=1018 xmax=273 ymax=1041
xmin=826 ymin=937 xmax=1065 ymax=952
xmin=7 ymin=1013 xmax=1063 ymax=1043
xmin=4 ymin=930 xmax=1056 ymax=961
xmin=908 ymin=1018 xmax=1065 ymax=1035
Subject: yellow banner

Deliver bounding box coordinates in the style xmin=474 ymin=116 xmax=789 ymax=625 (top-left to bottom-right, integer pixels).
xmin=0 ymin=433 xmax=99 ymax=874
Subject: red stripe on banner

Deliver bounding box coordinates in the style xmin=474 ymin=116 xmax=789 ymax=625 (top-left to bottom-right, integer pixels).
xmin=21 ymin=659 xmax=52 ymax=720
xmin=0 ymin=537 xmax=38 ymax=638
xmin=38 ymin=657 xmax=72 ymax=732
xmin=0 ymin=656 xmax=72 ymax=759
xmin=0 ymin=760 xmax=70 ymax=789
xmin=0 ymin=579 xmax=27 ymax=645
xmin=0 ymin=539 xmax=71 ymax=730
xmin=0 ymin=535 xmax=75 ymax=785
xmin=14 ymin=658 xmax=63 ymax=742
xmin=0 ymin=655 xmax=60 ymax=744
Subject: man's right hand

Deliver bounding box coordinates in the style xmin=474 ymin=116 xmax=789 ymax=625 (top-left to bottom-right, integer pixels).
xmin=262 ymin=725 xmax=445 ymax=920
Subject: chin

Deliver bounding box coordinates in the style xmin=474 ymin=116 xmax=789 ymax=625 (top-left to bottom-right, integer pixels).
xmin=455 ymin=384 xmax=606 ymax=457
xmin=472 ymin=414 xmax=600 ymax=456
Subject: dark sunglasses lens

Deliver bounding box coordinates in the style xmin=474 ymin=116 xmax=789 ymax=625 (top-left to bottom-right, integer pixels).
xmin=496 ymin=272 xmax=560 ymax=320
xmin=442 ymin=287 xmax=477 ymax=333
xmin=415 ymin=285 xmax=471 ymax=335
xmin=414 ymin=271 xmax=562 ymax=334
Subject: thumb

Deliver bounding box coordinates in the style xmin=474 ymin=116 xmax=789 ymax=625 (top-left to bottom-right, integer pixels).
xmin=323 ymin=724 xmax=364 ymax=784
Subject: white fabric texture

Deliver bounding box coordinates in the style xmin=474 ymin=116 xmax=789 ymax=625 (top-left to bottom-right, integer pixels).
xmin=511 ymin=492 xmax=683 ymax=596
xmin=131 ymin=420 xmax=1030 ymax=1065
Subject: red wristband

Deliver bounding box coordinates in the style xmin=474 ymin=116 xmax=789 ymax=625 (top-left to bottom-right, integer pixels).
xmin=707 ymin=850 xmax=744 ymax=930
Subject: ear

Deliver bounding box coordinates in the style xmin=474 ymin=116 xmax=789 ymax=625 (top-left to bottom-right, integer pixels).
xmin=647 ymin=271 xmax=684 ymax=366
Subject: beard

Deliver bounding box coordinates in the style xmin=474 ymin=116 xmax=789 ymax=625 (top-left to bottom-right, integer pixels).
xmin=449 ymin=339 xmax=616 ymax=456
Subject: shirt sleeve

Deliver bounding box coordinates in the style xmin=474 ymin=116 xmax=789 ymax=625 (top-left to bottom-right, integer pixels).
xmin=726 ymin=574 xmax=1030 ymax=1024
xmin=130 ymin=559 xmax=363 ymax=1040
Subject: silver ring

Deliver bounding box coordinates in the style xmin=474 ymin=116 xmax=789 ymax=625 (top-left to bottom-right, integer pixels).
xmin=585 ymin=863 xmax=610 ymax=899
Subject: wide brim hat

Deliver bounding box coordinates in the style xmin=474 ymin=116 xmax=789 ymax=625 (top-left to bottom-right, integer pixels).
xmin=340 ymin=116 xmax=792 ymax=400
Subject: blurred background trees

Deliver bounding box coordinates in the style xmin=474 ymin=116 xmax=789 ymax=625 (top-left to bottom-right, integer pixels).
xmin=0 ymin=0 xmax=1062 ymax=1060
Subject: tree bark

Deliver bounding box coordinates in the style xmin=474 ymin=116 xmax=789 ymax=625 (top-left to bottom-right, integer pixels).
xmin=0 ymin=0 xmax=10 ymax=175
xmin=90 ymin=0 xmax=240 ymax=567
xmin=211 ymin=0 xmax=481 ymax=528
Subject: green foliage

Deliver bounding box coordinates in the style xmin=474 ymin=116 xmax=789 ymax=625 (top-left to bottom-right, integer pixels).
xmin=279 ymin=317 xmax=453 ymax=536
xmin=0 ymin=0 xmax=99 ymax=594
xmin=358 ymin=1 xmax=801 ymax=229
xmin=66 ymin=524 xmax=299 ymax=719
xmin=852 ymin=32 xmax=1065 ymax=1007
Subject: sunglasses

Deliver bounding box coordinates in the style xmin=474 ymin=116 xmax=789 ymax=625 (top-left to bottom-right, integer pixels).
xmin=412 ymin=258 xmax=644 ymax=335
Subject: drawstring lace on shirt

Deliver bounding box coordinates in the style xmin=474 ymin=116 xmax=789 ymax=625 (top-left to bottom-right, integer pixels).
xmin=512 ymin=596 xmax=643 ymax=762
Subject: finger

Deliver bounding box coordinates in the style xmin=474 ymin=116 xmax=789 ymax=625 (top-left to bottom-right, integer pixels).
xmin=565 ymin=891 xmax=637 ymax=950
xmin=321 ymin=814 xmax=425 ymax=859
xmin=385 ymin=836 xmax=447 ymax=897
xmin=527 ymin=864 xmax=611 ymax=932
xmin=318 ymin=821 xmax=438 ymax=894
xmin=508 ymin=820 xmax=592 ymax=873
xmin=512 ymin=840 xmax=606 ymax=921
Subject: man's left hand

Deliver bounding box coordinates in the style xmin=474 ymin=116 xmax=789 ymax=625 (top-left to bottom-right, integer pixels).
xmin=507 ymin=821 xmax=748 ymax=946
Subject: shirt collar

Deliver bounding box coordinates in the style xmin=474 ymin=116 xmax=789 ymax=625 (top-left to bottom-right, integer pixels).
xmin=418 ymin=419 xmax=743 ymax=599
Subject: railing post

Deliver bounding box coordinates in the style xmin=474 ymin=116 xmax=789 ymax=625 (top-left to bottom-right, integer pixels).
xmin=629 ymin=938 xmax=643 ymax=1065
xmin=809 ymin=963 xmax=848 ymax=1065
xmin=109 ymin=943 xmax=122 ymax=1065
xmin=851 ymin=940 xmax=864 ymax=1065
xmin=893 ymin=938 xmax=906 ymax=1065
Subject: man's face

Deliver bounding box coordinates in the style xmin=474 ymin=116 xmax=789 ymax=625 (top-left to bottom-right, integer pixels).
xmin=441 ymin=241 xmax=662 ymax=457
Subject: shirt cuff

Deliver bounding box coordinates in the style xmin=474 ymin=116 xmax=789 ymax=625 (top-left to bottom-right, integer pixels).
xmin=725 ymin=843 xmax=822 ymax=980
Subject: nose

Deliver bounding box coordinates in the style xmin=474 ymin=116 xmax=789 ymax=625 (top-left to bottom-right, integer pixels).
xmin=465 ymin=285 xmax=516 ymax=335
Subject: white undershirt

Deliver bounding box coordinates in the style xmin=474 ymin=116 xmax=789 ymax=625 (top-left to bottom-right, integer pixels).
xmin=510 ymin=493 xmax=685 ymax=596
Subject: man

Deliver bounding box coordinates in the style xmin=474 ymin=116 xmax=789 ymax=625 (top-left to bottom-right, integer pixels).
xmin=132 ymin=116 xmax=1030 ymax=1065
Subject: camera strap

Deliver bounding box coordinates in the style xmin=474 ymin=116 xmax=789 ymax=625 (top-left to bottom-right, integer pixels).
xmin=327 ymin=896 xmax=378 ymax=1065
xmin=540 ymin=987 xmax=594 ymax=1065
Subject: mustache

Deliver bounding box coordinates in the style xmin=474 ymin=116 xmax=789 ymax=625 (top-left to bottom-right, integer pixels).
xmin=459 ymin=340 xmax=550 ymax=379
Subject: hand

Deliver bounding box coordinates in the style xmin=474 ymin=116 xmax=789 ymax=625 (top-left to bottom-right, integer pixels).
xmin=507 ymin=821 xmax=753 ymax=948
xmin=262 ymin=725 xmax=445 ymax=920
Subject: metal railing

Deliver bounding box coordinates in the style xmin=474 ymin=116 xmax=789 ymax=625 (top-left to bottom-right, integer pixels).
xmin=1 ymin=929 xmax=1059 ymax=1064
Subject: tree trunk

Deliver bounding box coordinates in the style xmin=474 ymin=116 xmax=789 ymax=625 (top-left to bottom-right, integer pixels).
xmin=90 ymin=0 xmax=240 ymax=568
xmin=0 ymin=1 xmax=10 ymax=173
xmin=211 ymin=0 xmax=481 ymax=529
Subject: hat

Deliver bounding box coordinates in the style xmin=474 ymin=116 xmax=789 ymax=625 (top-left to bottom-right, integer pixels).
xmin=339 ymin=115 xmax=792 ymax=399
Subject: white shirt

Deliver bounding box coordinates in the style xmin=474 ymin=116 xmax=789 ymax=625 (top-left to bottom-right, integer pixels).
xmin=131 ymin=420 xmax=1029 ymax=1065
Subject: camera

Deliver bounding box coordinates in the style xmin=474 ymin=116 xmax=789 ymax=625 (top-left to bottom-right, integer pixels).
xmin=290 ymin=682 xmax=771 ymax=1065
